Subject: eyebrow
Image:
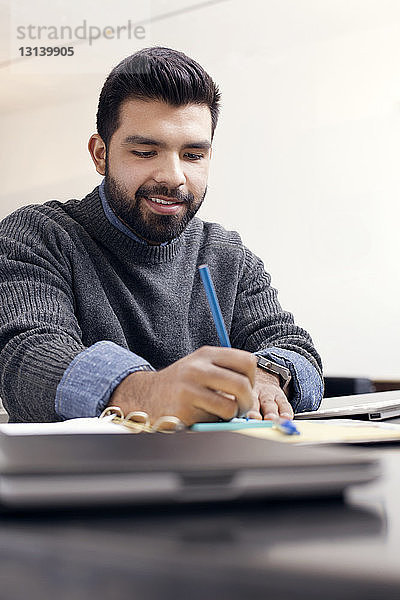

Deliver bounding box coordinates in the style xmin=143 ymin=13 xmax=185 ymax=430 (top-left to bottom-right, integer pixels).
xmin=122 ymin=135 xmax=211 ymax=150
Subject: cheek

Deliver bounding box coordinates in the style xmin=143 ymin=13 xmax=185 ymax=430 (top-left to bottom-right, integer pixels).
xmin=186 ymin=165 xmax=209 ymax=195
xmin=110 ymin=160 xmax=147 ymax=191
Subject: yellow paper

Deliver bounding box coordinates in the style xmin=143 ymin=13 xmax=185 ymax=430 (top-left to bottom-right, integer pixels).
xmin=237 ymin=419 xmax=400 ymax=444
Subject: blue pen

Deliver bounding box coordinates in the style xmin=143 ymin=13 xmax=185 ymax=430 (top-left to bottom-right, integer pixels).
xmin=273 ymin=418 xmax=300 ymax=436
xmin=199 ymin=264 xmax=231 ymax=347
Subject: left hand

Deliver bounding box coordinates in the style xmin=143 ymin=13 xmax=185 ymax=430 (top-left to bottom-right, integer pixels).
xmin=246 ymin=368 xmax=294 ymax=421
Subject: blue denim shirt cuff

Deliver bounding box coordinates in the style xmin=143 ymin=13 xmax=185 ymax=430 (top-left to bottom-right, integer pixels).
xmin=255 ymin=347 xmax=323 ymax=413
xmin=55 ymin=341 xmax=154 ymax=419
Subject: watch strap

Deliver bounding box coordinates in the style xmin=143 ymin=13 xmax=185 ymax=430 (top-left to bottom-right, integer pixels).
xmin=256 ymin=356 xmax=292 ymax=394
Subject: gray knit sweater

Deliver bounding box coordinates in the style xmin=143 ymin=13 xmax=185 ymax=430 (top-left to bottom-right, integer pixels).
xmin=0 ymin=187 xmax=322 ymax=422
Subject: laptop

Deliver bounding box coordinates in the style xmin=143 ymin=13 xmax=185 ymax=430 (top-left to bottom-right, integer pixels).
xmin=0 ymin=424 xmax=380 ymax=509
xmin=295 ymin=390 xmax=400 ymax=421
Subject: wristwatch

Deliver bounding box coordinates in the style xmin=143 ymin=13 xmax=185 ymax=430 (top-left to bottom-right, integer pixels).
xmin=256 ymin=356 xmax=292 ymax=394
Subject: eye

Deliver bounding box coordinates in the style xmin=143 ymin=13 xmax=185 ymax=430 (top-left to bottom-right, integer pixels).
xmin=131 ymin=150 xmax=156 ymax=158
xmin=184 ymin=152 xmax=204 ymax=161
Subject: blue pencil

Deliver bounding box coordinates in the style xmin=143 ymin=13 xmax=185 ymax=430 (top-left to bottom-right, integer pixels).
xmin=198 ymin=264 xmax=231 ymax=347
xmin=198 ymin=264 xmax=299 ymax=434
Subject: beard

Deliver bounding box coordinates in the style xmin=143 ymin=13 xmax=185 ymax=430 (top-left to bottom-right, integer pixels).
xmin=104 ymin=169 xmax=206 ymax=245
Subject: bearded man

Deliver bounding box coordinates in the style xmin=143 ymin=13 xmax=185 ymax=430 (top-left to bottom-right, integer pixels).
xmin=0 ymin=47 xmax=322 ymax=423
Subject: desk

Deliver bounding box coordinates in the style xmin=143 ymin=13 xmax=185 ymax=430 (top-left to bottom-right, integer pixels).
xmin=0 ymin=446 xmax=399 ymax=600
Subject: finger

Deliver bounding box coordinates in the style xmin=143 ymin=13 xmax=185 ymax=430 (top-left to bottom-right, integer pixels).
xmin=246 ymin=410 xmax=262 ymax=420
xmin=261 ymin=392 xmax=294 ymax=421
xmin=271 ymin=392 xmax=294 ymax=419
xmin=180 ymin=407 xmax=218 ymax=427
xmin=259 ymin=391 xmax=282 ymax=420
xmin=190 ymin=385 xmax=240 ymax=422
xmin=200 ymin=364 xmax=254 ymax=399
xmin=261 ymin=402 xmax=280 ymax=421
xmin=245 ymin=390 xmax=262 ymax=420
xmin=196 ymin=365 xmax=254 ymax=415
xmin=198 ymin=346 xmax=257 ymax=387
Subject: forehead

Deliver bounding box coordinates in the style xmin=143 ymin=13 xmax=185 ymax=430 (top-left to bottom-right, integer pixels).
xmin=114 ymin=99 xmax=212 ymax=142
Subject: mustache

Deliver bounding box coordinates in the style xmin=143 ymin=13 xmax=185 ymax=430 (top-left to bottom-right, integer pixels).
xmin=135 ymin=185 xmax=194 ymax=204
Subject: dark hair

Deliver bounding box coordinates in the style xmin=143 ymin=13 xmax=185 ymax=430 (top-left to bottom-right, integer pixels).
xmin=96 ymin=46 xmax=221 ymax=147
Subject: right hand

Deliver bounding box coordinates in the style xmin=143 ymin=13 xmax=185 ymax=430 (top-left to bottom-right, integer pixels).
xmin=109 ymin=346 xmax=257 ymax=426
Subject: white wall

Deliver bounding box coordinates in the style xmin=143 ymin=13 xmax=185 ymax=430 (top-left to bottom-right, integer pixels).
xmin=1 ymin=0 xmax=400 ymax=378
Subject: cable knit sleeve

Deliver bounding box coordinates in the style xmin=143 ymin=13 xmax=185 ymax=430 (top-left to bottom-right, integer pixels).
xmin=0 ymin=207 xmax=151 ymax=422
xmin=231 ymin=247 xmax=323 ymax=412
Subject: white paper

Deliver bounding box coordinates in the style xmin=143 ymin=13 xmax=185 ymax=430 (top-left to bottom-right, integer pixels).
xmin=0 ymin=416 xmax=129 ymax=436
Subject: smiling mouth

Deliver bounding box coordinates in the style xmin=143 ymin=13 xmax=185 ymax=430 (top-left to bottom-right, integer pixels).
xmin=148 ymin=196 xmax=183 ymax=205
xmin=143 ymin=195 xmax=185 ymax=215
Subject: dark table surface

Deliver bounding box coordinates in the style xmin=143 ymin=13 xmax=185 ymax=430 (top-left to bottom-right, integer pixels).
xmin=0 ymin=442 xmax=400 ymax=600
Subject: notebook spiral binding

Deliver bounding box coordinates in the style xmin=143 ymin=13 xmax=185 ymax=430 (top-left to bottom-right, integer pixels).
xmin=100 ymin=406 xmax=186 ymax=433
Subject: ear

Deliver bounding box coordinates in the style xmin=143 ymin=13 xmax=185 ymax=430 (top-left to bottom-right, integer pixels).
xmin=88 ymin=134 xmax=106 ymax=175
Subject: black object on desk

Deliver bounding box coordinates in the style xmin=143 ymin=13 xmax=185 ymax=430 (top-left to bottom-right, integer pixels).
xmin=0 ymin=424 xmax=398 ymax=599
xmin=324 ymin=376 xmax=375 ymax=397
xmin=0 ymin=455 xmax=397 ymax=600
xmin=0 ymin=429 xmax=379 ymax=508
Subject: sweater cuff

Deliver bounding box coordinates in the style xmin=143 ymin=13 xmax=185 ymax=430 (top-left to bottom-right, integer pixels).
xmin=255 ymin=347 xmax=323 ymax=413
xmin=55 ymin=341 xmax=154 ymax=419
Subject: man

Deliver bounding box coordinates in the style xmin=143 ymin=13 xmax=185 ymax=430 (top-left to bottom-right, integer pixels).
xmin=0 ymin=47 xmax=322 ymax=424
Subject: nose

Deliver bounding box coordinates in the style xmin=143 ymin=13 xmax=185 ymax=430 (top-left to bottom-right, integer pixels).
xmin=152 ymin=153 xmax=186 ymax=189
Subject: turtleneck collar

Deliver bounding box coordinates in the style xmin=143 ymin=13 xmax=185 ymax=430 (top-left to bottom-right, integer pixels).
xmin=98 ymin=179 xmax=170 ymax=247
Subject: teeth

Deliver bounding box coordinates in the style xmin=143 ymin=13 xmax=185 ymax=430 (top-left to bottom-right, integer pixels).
xmin=149 ymin=197 xmax=176 ymax=205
